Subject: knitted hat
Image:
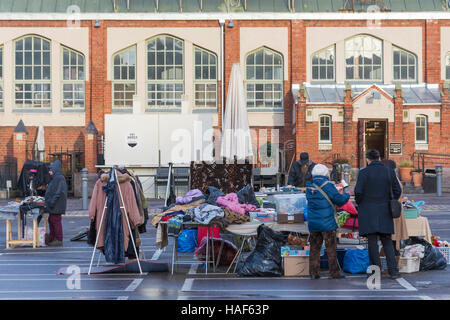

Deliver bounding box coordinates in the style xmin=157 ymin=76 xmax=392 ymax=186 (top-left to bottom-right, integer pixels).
xmin=312 ymin=164 xmax=329 ymax=177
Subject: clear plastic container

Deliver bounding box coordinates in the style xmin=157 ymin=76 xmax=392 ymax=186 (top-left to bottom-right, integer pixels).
xmin=273 ymin=194 xmax=307 ymax=215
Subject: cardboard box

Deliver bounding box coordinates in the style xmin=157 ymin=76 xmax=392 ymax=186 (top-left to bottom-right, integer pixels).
xmin=283 ymin=256 xmax=309 ymax=276
xmin=277 ymin=213 xmax=304 ymax=224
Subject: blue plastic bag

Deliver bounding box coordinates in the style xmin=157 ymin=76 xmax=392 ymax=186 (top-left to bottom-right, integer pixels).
xmin=304 ymin=203 xmax=308 ymax=221
xmin=343 ymin=249 xmax=370 ymax=274
xmin=177 ymin=229 xmax=198 ymax=253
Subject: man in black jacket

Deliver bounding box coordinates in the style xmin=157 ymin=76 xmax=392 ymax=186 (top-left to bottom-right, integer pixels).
xmin=354 ymin=149 xmax=402 ymax=279
xmin=287 ymin=152 xmax=315 ymax=188
xmin=44 ymin=160 xmax=67 ymax=247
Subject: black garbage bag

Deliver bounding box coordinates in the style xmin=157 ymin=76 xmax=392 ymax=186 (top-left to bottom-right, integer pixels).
xmin=237 ymin=224 xmax=287 ymax=277
xmin=405 ymin=238 xmax=447 ymax=271
xmin=237 ymin=184 xmax=260 ymax=208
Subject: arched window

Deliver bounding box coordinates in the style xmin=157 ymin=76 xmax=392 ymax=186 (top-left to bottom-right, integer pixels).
xmin=194 ymin=47 xmax=217 ymax=109
xmin=393 ymin=47 xmax=417 ymax=82
xmin=415 ymin=115 xmax=428 ymax=144
xmin=245 ymin=47 xmax=283 ymax=109
xmin=0 ymin=46 xmax=3 ymax=109
xmin=62 ymin=47 xmax=85 ymax=109
xmin=312 ymin=45 xmax=335 ymax=81
xmin=147 ymin=35 xmax=184 ymax=109
xmin=319 ymin=115 xmax=332 ymax=144
xmin=345 ymin=35 xmax=382 ymax=81
xmin=445 ymin=52 xmax=450 ymax=80
xmin=14 ymin=35 xmax=51 ymax=109
xmin=112 ymin=46 xmax=136 ymax=110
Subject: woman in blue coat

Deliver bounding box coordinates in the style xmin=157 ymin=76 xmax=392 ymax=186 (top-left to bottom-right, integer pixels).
xmin=306 ymin=164 xmax=350 ymax=279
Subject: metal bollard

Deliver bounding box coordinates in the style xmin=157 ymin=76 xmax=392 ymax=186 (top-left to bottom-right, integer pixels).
xmin=343 ymin=164 xmax=351 ymax=185
xmin=436 ymin=164 xmax=442 ymax=197
xmin=81 ymin=168 xmax=89 ymax=210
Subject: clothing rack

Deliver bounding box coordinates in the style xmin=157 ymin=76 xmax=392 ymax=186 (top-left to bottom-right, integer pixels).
xmin=88 ymin=166 xmax=143 ymax=275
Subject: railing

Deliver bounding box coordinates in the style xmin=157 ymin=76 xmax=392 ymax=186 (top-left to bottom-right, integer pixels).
xmin=411 ymin=152 xmax=450 ymax=172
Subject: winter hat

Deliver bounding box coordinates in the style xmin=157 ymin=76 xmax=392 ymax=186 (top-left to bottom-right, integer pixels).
xmin=312 ymin=164 xmax=329 ymax=177
xmin=300 ymin=152 xmax=309 ymax=162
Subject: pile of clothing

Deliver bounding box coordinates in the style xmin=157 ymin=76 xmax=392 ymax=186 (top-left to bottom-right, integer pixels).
xmin=152 ymin=184 xmax=259 ymax=249
xmin=401 ymin=244 xmax=425 ymax=258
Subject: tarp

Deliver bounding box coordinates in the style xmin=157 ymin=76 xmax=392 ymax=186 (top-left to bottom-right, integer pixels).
xmin=221 ymin=63 xmax=254 ymax=161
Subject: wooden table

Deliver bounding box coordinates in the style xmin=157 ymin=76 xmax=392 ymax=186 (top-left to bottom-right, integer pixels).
xmin=0 ymin=204 xmax=46 ymax=249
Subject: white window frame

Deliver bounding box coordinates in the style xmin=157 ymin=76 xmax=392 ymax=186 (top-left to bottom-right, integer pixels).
xmin=61 ymin=46 xmax=85 ymax=110
xmin=245 ymin=47 xmax=284 ymax=110
xmin=146 ymin=35 xmax=184 ymax=110
xmin=14 ymin=35 xmax=52 ymax=110
xmin=345 ymin=34 xmax=383 ymax=82
xmin=415 ymin=115 xmax=428 ymax=144
xmin=319 ymin=114 xmax=332 ymax=144
xmin=193 ymin=46 xmax=218 ymax=109
xmin=311 ymin=45 xmax=335 ymax=82
xmin=445 ymin=52 xmax=450 ymax=81
xmin=393 ymin=46 xmax=417 ymax=83
xmin=112 ymin=46 xmax=136 ymax=110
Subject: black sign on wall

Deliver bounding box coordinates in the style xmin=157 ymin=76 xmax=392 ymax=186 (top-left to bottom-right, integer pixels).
xmin=389 ymin=142 xmax=402 ymax=155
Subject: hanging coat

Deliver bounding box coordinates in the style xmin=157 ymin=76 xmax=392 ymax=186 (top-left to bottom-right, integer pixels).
xmin=88 ymin=172 xmax=142 ymax=256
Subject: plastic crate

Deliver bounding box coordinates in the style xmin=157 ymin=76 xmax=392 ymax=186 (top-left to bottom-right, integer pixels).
xmin=437 ymin=247 xmax=450 ymax=264
xmin=398 ymin=256 xmax=420 ymax=273
xmin=404 ymin=208 xmax=419 ymax=219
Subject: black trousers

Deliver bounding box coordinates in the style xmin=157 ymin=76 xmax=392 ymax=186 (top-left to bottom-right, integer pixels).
xmin=367 ymin=233 xmax=398 ymax=275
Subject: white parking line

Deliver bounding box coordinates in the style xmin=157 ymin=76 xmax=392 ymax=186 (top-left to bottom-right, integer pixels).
xmin=151 ymin=249 xmax=163 ymax=261
xmin=0 ymin=278 xmax=144 ymax=281
xmin=420 ymin=296 xmax=433 ymax=300
xmin=181 ymin=279 xmax=194 ymax=292
xmin=125 ymin=279 xmax=143 ymax=292
xmin=396 ymin=278 xmax=418 ymax=291
xmin=117 ymin=296 xmax=129 ymax=300
xmin=188 ymin=264 xmax=198 ymax=275
xmin=181 ymin=288 xmax=413 ymax=292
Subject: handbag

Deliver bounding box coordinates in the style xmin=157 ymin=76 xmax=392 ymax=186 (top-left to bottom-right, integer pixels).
xmin=87 ymin=219 xmax=97 ymax=246
xmin=387 ymin=168 xmax=402 ymax=219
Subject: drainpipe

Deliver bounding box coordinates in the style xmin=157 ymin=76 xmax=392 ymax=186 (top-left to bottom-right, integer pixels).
xmin=219 ymin=19 xmax=225 ymax=130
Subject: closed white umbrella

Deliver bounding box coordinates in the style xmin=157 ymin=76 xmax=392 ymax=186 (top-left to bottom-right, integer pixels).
xmin=35 ymin=124 xmax=45 ymax=161
xmin=220 ymin=63 xmax=254 ymax=161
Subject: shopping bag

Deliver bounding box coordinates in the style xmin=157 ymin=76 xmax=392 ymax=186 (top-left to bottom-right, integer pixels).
xmin=343 ymin=249 xmax=370 ymax=274
xmin=177 ymin=229 xmax=198 ymax=253
xmin=24 ymin=226 xmax=47 ymax=246
xmin=339 ymin=200 xmax=358 ymax=216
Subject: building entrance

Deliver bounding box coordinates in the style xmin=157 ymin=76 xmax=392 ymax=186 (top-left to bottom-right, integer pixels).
xmin=358 ymin=119 xmax=388 ymax=168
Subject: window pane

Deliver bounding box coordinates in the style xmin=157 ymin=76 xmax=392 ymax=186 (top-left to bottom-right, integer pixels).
xmin=312 ymin=66 xmax=318 ymax=79
xmin=210 ymin=66 xmax=216 ymax=79
xmin=393 ymin=50 xmax=399 ymax=64
xmin=255 ymin=51 xmax=263 ymax=64
xmin=408 ymin=66 xmax=415 ymax=80
xmin=416 ymin=128 xmax=425 ymax=142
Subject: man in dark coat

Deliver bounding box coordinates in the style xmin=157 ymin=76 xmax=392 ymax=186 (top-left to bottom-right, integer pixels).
xmin=287 ymin=152 xmax=315 ymax=188
xmin=354 ymin=150 xmax=402 ymax=279
xmin=44 ymin=160 xmax=67 ymax=247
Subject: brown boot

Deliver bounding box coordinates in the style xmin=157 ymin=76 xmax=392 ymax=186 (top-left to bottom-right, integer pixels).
xmin=48 ymin=240 xmax=63 ymax=247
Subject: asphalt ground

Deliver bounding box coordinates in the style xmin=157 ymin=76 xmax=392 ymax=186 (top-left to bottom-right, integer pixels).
xmin=0 ymin=195 xmax=449 ymax=301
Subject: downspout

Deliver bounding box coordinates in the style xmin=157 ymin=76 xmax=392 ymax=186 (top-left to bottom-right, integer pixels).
xmin=219 ymin=19 xmax=225 ymax=130
xmin=89 ymin=20 xmax=93 ymax=122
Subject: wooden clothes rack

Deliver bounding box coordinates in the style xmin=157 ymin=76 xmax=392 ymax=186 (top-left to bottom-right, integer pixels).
xmin=88 ymin=167 xmax=142 ymax=275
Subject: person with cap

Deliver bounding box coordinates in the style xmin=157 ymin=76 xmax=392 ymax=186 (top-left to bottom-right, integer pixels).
xmin=306 ymin=164 xmax=350 ymax=279
xmin=287 ymin=152 xmax=316 ymax=188
xmin=44 ymin=160 xmax=67 ymax=247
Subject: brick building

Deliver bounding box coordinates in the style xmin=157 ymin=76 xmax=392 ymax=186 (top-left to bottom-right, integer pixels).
xmin=0 ymin=0 xmax=450 ymax=188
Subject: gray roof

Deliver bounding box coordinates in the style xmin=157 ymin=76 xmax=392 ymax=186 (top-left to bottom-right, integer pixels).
xmin=0 ymin=0 xmax=446 ymax=13
xmin=300 ymin=83 xmax=442 ymax=104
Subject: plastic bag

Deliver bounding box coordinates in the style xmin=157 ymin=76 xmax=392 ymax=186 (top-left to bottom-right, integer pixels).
xmin=343 ymin=249 xmax=370 ymax=274
xmin=237 ymin=224 xmax=287 ymax=277
xmin=24 ymin=226 xmax=47 ymax=247
xmin=177 ymin=229 xmax=198 ymax=253
xmin=405 ymin=238 xmax=447 ymax=271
